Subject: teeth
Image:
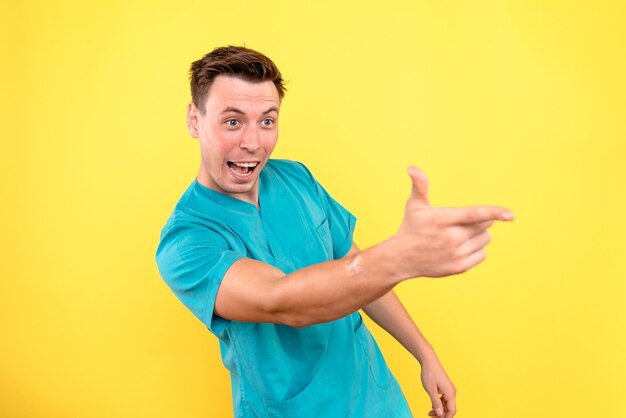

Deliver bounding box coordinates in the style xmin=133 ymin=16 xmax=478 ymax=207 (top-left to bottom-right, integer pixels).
xmin=233 ymin=162 xmax=258 ymax=168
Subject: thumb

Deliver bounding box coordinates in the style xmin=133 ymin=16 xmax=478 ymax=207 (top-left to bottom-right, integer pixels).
xmin=407 ymin=166 xmax=430 ymax=207
xmin=428 ymin=390 xmax=444 ymax=417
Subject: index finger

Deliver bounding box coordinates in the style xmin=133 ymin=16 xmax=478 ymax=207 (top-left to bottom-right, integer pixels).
xmin=437 ymin=206 xmax=515 ymax=225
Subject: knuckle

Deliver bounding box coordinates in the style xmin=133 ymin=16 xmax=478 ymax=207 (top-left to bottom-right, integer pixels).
xmin=452 ymin=259 xmax=469 ymax=274
xmin=431 ymin=210 xmax=446 ymax=228
xmin=405 ymin=200 xmax=419 ymax=212
xmin=446 ymin=235 xmax=457 ymax=248
xmin=432 ymin=211 xmax=444 ymax=227
xmin=446 ymin=231 xmax=463 ymax=247
xmin=452 ymin=245 xmax=466 ymax=260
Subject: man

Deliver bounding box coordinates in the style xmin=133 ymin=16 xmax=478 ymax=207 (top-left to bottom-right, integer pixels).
xmin=155 ymin=45 xmax=514 ymax=418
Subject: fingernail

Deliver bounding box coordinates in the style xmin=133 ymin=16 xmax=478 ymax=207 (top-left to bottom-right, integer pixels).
xmin=436 ymin=407 xmax=444 ymax=416
xmin=501 ymin=211 xmax=515 ymax=220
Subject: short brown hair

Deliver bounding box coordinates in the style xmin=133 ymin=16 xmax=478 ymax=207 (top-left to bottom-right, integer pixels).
xmin=189 ymin=45 xmax=286 ymax=114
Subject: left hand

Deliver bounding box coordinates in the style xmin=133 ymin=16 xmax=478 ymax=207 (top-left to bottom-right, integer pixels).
xmin=420 ymin=355 xmax=457 ymax=417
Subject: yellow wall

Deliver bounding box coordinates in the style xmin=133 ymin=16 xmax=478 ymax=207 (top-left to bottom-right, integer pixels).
xmin=2 ymin=1 xmax=624 ymax=417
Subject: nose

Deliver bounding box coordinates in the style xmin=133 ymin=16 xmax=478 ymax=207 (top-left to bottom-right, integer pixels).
xmin=239 ymin=126 xmax=260 ymax=152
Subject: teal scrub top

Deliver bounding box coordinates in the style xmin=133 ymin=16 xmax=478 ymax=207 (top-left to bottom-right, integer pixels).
xmin=155 ymin=159 xmax=412 ymax=418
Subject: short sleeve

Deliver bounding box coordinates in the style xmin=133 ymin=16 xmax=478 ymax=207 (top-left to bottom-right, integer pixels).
xmin=155 ymin=224 xmax=245 ymax=337
xmin=295 ymin=162 xmax=357 ymax=259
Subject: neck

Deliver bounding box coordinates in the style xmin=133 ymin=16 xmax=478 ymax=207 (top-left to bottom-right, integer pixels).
xmin=197 ymin=167 xmax=260 ymax=208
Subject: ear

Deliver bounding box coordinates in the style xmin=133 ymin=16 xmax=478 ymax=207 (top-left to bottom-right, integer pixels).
xmin=187 ymin=101 xmax=200 ymax=138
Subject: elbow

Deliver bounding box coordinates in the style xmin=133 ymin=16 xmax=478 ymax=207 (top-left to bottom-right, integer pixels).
xmin=268 ymin=305 xmax=316 ymax=328
xmin=278 ymin=307 xmax=332 ymax=328
xmin=265 ymin=289 xmax=318 ymax=328
xmin=284 ymin=315 xmax=318 ymax=329
xmin=265 ymin=278 xmax=328 ymax=328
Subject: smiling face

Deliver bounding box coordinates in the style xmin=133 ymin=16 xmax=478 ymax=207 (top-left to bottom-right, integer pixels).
xmin=187 ymin=75 xmax=281 ymax=206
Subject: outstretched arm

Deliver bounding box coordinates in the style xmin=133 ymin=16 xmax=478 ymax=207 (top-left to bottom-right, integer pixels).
xmin=215 ymin=167 xmax=513 ymax=329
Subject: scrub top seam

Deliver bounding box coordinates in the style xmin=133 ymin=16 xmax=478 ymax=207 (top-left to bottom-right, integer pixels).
xmin=258 ymin=162 xmax=279 ymax=262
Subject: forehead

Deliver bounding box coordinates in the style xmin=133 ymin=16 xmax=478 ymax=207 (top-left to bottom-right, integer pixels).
xmin=204 ymin=75 xmax=280 ymax=112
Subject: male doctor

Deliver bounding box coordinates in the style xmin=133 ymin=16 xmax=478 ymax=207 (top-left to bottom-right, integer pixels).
xmin=156 ymin=45 xmax=514 ymax=418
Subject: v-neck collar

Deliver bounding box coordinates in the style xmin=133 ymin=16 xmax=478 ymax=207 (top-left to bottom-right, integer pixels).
xmin=191 ymin=170 xmax=267 ymax=215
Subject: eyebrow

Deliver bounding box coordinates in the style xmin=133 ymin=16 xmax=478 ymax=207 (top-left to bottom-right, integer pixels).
xmin=220 ymin=106 xmax=279 ymax=115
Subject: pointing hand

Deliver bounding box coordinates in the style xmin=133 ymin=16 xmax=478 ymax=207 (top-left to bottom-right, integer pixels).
xmin=393 ymin=166 xmax=514 ymax=279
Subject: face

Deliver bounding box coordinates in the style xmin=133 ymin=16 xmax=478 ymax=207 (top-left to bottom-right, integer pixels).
xmin=187 ymin=75 xmax=280 ymax=206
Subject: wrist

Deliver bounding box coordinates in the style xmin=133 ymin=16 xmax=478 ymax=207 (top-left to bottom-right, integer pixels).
xmin=415 ymin=345 xmax=438 ymax=365
xmin=420 ymin=351 xmax=437 ymax=365
xmin=381 ymin=234 xmax=419 ymax=281
xmin=360 ymin=238 xmax=407 ymax=285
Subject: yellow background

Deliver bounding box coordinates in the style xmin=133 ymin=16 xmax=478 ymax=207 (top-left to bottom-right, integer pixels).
xmin=2 ymin=1 xmax=625 ymax=417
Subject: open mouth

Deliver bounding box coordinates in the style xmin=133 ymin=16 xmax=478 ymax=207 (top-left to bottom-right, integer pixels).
xmin=227 ymin=161 xmax=260 ymax=177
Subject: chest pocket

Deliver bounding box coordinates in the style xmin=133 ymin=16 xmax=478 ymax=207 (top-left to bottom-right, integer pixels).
xmin=315 ymin=217 xmax=333 ymax=259
xmin=276 ymin=217 xmax=333 ymax=274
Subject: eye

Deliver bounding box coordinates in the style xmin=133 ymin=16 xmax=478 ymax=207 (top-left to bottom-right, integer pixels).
xmin=225 ymin=119 xmax=239 ymax=127
xmin=261 ymin=118 xmax=274 ymax=127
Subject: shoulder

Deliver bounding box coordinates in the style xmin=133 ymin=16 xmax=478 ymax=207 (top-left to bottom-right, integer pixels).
xmin=265 ymin=158 xmax=317 ymax=189
xmin=266 ymin=158 xmax=313 ymax=178
xmin=161 ymin=216 xmax=229 ymax=244
xmin=158 ymin=211 xmax=231 ymax=251
xmin=156 ymin=212 xmax=232 ymax=266
xmin=157 ymin=180 xmax=243 ymax=249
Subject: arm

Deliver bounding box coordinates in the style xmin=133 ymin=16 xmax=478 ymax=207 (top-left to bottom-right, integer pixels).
xmin=341 ymin=241 xmax=435 ymax=361
xmin=215 ymin=238 xmax=402 ymax=328
xmin=350 ymin=242 xmax=457 ymax=418
xmin=359 ymin=272 xmax=436 ymax=363
xmin=215 ymin=166 xmax=513 ymax=330
xmin=363 ymin=284 xmax=457 ymax=418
